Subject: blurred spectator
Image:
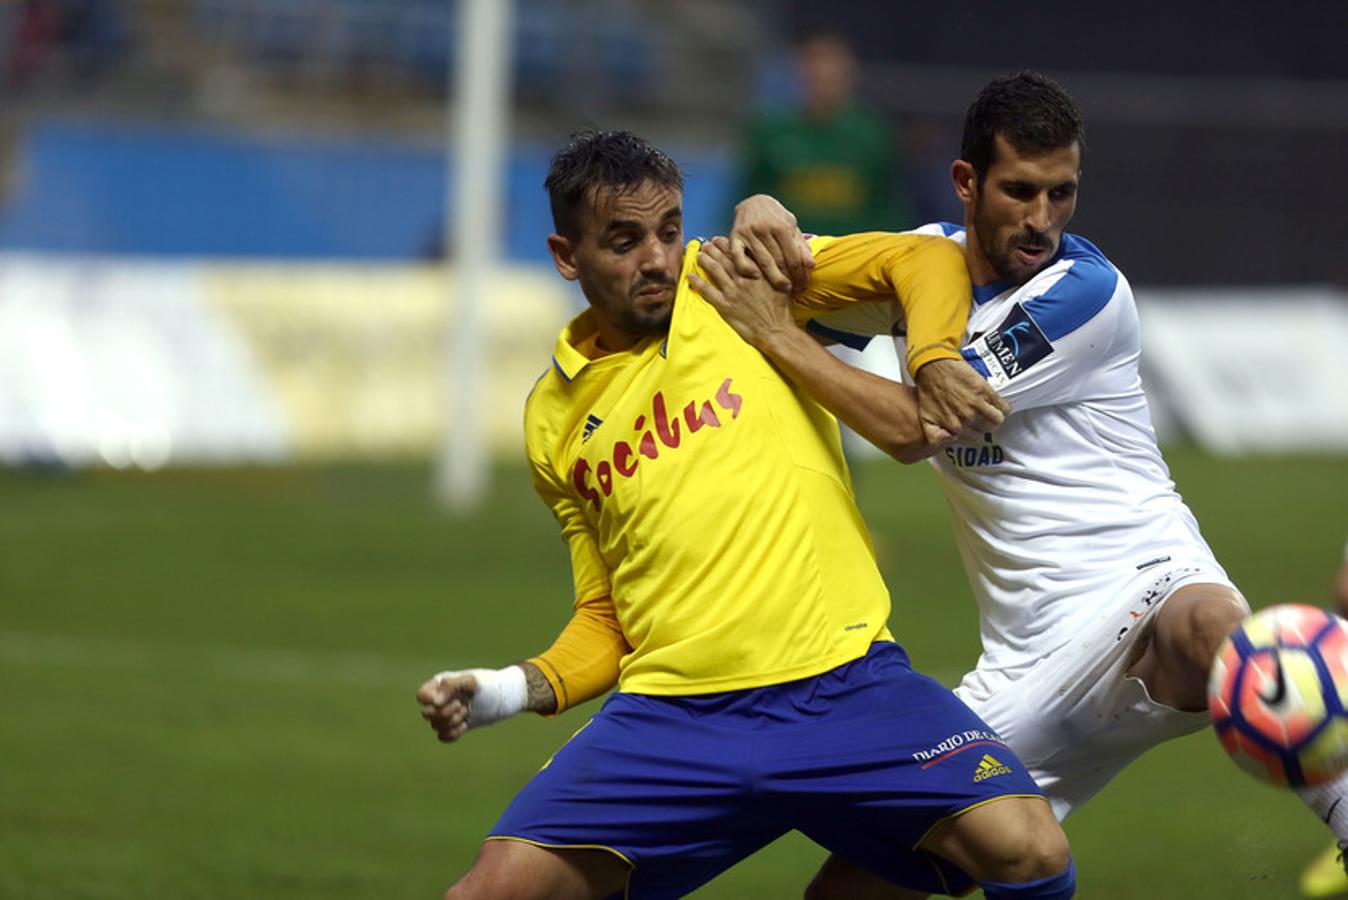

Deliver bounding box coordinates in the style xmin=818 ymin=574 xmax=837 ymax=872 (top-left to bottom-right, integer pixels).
xmin=8 ymin=0 xmax=62 ymax=84
xmin=734 ymin=29 xmax=911 ymax=235
xmin=6 ymin=0 xmax=128 ymax=86
xmin=0 ymin=118 xmax=20 ymax=210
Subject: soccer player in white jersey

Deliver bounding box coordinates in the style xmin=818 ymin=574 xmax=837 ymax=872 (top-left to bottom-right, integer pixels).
xmin=690 ymin=70 xmax=1348 ymax=897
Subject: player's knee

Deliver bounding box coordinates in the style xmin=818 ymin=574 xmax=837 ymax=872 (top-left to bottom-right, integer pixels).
xmin=1018 ymin=826 xmax=1071 ymax=881
xmin=1165 ymin=588 xmax=1247 ymax=676
xmin=981 ymin=814 xmax=1071 ymax=883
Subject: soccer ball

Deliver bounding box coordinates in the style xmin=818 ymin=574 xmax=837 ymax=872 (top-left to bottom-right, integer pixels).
xmin=1209 ymin=604 xmax=1348 ymax=787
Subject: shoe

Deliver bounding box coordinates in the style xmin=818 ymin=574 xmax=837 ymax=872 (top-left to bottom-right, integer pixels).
xmin=1300 ymin=841 xmax=1348 ymax=898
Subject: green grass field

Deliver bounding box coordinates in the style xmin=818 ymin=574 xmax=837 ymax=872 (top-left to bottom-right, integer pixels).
xmin=3 ymin=450 xmax=1347 ymax=899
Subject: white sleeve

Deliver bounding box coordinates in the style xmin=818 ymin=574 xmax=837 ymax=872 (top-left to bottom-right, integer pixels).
xmin=962 ymin=260 xmax=1137 ymax=411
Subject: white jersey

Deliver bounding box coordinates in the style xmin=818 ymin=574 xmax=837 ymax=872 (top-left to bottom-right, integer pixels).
xmin=812 ymin=222 xmax=1227 ymax=672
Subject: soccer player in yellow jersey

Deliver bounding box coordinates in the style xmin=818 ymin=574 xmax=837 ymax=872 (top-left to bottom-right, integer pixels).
xmin=417 ymin=130 xmax=1076 ymax=900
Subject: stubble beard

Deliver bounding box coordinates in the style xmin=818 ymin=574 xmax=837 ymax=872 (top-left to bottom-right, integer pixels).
xmin=972 ymin=197 xmax=1052 ymax=286
xmin=622 ymin=274 xmax=677 ymax=336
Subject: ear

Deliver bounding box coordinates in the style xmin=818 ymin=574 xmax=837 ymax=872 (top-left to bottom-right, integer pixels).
xmin=951 ymin=160 xmax=977 ymax=206
xmin=547 ymin=234 xmax=579 ymax=282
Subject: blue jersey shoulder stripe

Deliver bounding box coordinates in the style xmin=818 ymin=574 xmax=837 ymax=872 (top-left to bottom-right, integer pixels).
xmin=936 ymin=221 xmax=964 ymax=238
xmin=1022 ymin=234 xmax=1119 ymax=342
xmin=973 ymin=281 xmax=1012 ymax=306
xmin=805 ymin=318 xmax=871 ymax=351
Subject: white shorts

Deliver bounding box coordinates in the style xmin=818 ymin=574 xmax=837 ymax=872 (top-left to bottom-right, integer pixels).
xmin=955 ymin=561 xmax=1247 ymax=821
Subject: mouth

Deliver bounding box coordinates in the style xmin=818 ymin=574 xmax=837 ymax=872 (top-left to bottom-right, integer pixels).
xmin=635 ymin=285 xmax=674 ymax=302
xmin=1013 ymin=244 xmax=1050 ymax=268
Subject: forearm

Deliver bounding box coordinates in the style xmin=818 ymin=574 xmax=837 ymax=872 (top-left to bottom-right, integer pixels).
xmin=520 ymin=661 xmax=558 ymax=715
xmin=528 ymin=594 xmax=627 ymax=714
xmin=758 ymin=325 xmax=938 ymax=463
xmin=889 ymin=237 xmax=972 ymax=377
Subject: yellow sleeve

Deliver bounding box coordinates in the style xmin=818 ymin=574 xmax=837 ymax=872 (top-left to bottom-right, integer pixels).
xmin=528 ymin=594 xmax=628 ymax=714
xmin=796 ymin=232 xmax=972 ymax=375
xmin=528 ymin=450 xmax=611 ymax=608
xmin=525 ymin=448 xmax=623 ymax=714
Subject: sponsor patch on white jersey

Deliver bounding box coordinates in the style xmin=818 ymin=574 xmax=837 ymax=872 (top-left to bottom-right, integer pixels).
xmin=970 ymin=303 xmax=1053 ymax=387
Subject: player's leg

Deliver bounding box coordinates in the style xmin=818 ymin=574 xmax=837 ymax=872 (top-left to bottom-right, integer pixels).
xmin=1126 ymin=581 xmax=1248 ymax=710
xmin=1139 ymin=577 xmax=1348 ymax=888
xmin=918 ymin=796 xmax=1074 ymax=897
xmin=803 ymin=799 xmax=1075 ymax=900
xmin=444 ymin=839 xmax=628 ymax=900
xmin=784 ymin=643 xmax=1074 ymax=899
xmin=468 ymin=690 xmax=785 ymax=899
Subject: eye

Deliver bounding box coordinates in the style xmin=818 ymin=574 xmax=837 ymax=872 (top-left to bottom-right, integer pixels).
xmin=1049 ymin=185 xmax=1076 ymax=202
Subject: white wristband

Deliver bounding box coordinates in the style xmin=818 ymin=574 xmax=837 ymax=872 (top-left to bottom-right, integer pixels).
xmin=433 ymin=666 xmax=528 ymax=728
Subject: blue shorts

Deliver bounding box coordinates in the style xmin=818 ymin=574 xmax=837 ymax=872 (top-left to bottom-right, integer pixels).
xmin=490 ymin=642 xmax=1043 ymax=898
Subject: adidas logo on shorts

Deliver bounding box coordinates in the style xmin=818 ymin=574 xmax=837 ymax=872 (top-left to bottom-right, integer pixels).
xmin=973 ymin=753 xmax=1013 ymax=782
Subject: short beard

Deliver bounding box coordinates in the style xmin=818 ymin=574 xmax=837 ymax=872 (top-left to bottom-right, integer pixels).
xmin=621 ymin=275 xmax=677 ymax=335
xmin=972 ymin=197 xmax=1017 ymax=284
xmin=972 ymin=195 xmax=1051 ymax=286
xmin=617 ymin=305 xmax=673 ymax=336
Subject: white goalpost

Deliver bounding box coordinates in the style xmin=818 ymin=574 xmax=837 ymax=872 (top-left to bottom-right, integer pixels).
xmin=435 ymin=0 xmax=514 ymax=510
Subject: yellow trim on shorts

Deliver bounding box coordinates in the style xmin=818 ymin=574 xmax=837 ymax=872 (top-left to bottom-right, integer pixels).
xmin=483 ymin=835 xmax=635 ymax=896
xmin=912 ymin=793 xmax=1050 ymax=851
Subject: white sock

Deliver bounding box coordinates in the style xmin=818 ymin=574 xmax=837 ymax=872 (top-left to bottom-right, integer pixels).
xmin=1298 ymin=770 xmax=1348 ymax=844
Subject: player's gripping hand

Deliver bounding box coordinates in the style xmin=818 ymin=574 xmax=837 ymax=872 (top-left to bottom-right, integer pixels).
xmin=728 ymin=194 xmax=815 ymax=293
xmin=914 ymin=358 xmax=1012 ymax=444
xmin=690 ymin=237 xmax=795 ymax=350
xmin=416 ymin=666 xmax=527 ymax=743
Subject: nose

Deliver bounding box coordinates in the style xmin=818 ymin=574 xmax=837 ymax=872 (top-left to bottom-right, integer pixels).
xmin=1025 ymin=194 xmax=1051 ymax=233
xmin=638 ymin=236 xmax=675 ymax=275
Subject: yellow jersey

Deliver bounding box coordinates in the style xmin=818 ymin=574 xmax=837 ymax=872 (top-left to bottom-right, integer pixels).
xmin=525 ymin=233 xmax=969 ymax=697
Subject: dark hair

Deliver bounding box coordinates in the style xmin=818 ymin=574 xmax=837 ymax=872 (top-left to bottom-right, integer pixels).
xmin=545 ymin=130 xmax=684 ymax=239
xmin=960 ymin=71 xmax=1085 ymax=181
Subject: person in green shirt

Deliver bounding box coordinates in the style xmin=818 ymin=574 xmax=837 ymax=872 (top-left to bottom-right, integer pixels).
xmin=737 ymin=29 xmax=911 ymax=236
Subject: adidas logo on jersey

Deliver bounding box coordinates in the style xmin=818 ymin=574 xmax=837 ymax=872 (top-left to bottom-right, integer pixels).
xmin=973 ymin=753 xmax=1012 ymax=782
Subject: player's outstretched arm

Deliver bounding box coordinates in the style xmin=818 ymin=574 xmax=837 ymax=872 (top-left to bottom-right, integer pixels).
xmin=416 ymin=663 xmax=541 ymax=743
xmin=691 ymin=238 xmax=943 ymax=464
xmin=796 ymin=232 xmax=1011 ymax=443
xmin=416 ymin=594 xmax=628 ymax=744
xmin=727 ymin=193 xmax=1011 ymax=442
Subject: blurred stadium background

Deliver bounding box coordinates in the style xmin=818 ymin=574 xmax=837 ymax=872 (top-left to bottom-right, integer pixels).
xmin=2 ymin=1 xmax=1347 ymax=897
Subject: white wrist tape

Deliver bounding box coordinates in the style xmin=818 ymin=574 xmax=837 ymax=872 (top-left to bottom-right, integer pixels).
xmin=433 ymin=666 xmax=528 ymax=727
